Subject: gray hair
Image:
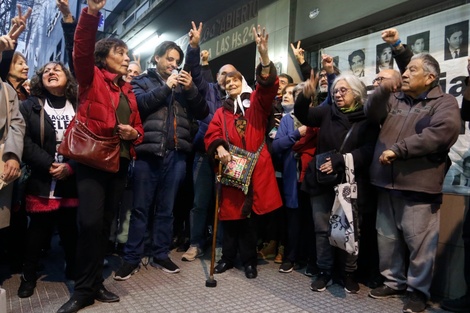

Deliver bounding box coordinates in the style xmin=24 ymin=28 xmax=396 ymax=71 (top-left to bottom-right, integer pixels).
xmin=410 ymin=53 xmax=440 ymax=88
xmin=331 ymin=74 xmax=367 ymax=106
xmin=293 ymin=82 xmax=305 ymax=101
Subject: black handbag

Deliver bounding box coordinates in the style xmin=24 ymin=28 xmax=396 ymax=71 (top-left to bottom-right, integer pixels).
xmin=316 ymin=124 xmax=356 ymax=185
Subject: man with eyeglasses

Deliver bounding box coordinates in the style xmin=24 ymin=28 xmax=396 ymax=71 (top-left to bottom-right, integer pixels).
xmin=372 ymin=70 xmax=402 ymax=90
xmin=365 ymin=51 xmax=460 ymax=313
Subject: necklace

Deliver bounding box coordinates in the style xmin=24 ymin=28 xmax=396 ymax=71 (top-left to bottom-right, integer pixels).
xmin=46 ymin=98 xmax=67 ymax=116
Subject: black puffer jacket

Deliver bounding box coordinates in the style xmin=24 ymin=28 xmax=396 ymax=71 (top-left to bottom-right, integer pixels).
xmin=131 ymin=68 xmax=208 ymax=157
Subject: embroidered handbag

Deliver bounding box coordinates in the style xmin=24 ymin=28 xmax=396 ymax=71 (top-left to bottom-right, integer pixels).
xmin=328 ymin=153 xmax=359 ymax=255
xmin=221 ymin=142 xmax=264 ymax=194
xmin=220 ymin=112 xmax=264 ymax=194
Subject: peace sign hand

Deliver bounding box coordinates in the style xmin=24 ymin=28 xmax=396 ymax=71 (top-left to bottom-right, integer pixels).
xmin=189 ymin=21 xmax=203 ymax=48
xmin=290 ymin=41 xmax=305 ymax=64
xmin=9 ymin=5 xmax=32 ymax=41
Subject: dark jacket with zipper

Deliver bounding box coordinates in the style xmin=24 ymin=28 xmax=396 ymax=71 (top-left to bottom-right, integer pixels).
xmin=131 ymin=68 xmax=208 ymax=157
xmin=365 ymin=85 xmax=460 ymax=194
xmin=20 ymin=96 xmax=77 ymax=199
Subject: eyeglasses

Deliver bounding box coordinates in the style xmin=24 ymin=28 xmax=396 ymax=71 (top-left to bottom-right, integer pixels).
xmin=332 ymin=87 xmax=350 ymax=96
xmin=372 ymin=76 xmax=389 ymax=85
xmin=319 ymin=73 xmax=327 ymax=78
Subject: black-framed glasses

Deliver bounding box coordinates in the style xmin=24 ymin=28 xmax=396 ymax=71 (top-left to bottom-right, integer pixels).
xmin=332 ymin=87 xmax=350 ymax=96
xmin=372 ymin=76 xmax=389 ymax=85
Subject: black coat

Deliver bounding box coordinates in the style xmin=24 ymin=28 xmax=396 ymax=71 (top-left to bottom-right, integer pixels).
xmin=294 ymin=92 xmax=380 ymax=209
xmin=20 ymin=97 xmax=77 ymax=198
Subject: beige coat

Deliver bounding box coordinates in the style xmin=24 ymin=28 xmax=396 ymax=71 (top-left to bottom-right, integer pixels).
xmin=0 ymin=79 xmax=25 ymax=229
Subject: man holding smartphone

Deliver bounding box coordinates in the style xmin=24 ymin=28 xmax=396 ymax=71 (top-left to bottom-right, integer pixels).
xmin=114 ymin=40 xmax=208 ymax=280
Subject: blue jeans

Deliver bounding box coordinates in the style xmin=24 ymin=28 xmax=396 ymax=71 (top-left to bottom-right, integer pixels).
xmin=310 ymin=191 xmax=357 ymax=273
xmin=190 ymin=152 xmax=214 ymax=248
xmin=124 ymin=151 xmax=186 ymax=263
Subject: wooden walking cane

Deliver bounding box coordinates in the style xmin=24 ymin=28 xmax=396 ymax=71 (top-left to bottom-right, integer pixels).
xmin=206 ymin=160 xmax=223 ymax=287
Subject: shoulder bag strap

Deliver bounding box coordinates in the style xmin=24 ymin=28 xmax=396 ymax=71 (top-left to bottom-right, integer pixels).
xmin=344 ymin=153 xmax=355 ymax=184
xmin=222 ymin=109 xmax=230 ymax=145
xmin=37 ymin=98 xmax=45 ymax=148
xmin=339 ymin=123 xmax=356 ymax=154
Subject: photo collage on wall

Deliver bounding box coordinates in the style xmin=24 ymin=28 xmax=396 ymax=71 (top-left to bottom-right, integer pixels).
xmin=322 ymin=4 xmax=470 ymax=195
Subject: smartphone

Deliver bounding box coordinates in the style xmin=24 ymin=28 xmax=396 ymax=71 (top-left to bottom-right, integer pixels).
xmin=182 ymin=64 xmax=191 ymax=73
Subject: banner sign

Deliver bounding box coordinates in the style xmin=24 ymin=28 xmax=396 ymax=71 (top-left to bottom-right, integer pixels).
xmin=323 ymin=4 xmax=470 ymax=195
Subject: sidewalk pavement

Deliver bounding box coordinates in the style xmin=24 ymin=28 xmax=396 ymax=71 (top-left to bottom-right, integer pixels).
xmin=1 ymin=239 xmax=449 ymax=313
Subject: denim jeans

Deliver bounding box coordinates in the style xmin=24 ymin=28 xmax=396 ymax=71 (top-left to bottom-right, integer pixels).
xmin=310 ymin=191 xmax=357 ymax=273
xmin=190 ymin=152 xmax=214 ymax=248
xmin=124 ymin=151 xmax=186 ymax=263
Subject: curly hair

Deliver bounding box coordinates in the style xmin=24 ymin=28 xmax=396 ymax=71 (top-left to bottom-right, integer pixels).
xmin=30 ymin=62 xmax=78 ymax=107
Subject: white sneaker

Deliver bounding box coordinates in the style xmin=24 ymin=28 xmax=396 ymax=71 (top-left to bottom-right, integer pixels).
xmin=182 ymin=246 xmax=203 ymax=262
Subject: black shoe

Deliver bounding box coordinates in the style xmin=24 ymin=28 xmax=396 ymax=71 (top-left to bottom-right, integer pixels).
xmin=151 ymin=257 xmax=180 ymax=274
xmin=304 ymin=263 xmax=319 ymax=277
xmin=244 ymin=265 xmax=258 ymax=279
xmin=214 ymin=261 xmax=233 ymax=274
xmin=310 ymin=271 xmax=332 ymax=292
xmin=403 ymin=290 xmax=427 ymax=313
xmin=56 ymin=297 xmax=94 ymax=313
xmin=369 ymin=284 xmax=406 ymax=299
xmin=18 ymin=276 xmax=36 ymax=298
xmin=279 ymin=261 xmax=294 ymax=273
xmin=343 ymin=272 xmax=360 ymax=294
xmin=95 ymin=286 xmax=120 ymax=303
xmin=113 ymin=261 xmax=139 ymax=281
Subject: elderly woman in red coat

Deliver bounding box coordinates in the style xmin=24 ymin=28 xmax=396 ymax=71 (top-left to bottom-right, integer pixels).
xmin=204 ymin=25 xmax=282 ymax=279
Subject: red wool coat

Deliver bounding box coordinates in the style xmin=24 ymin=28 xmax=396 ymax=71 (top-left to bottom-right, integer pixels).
xmin=205 ymin=77 xmax=282 ymax=221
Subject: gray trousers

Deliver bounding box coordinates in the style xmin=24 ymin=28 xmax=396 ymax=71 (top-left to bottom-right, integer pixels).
xmin=376 ymin=190 xmax=440 ymax=299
